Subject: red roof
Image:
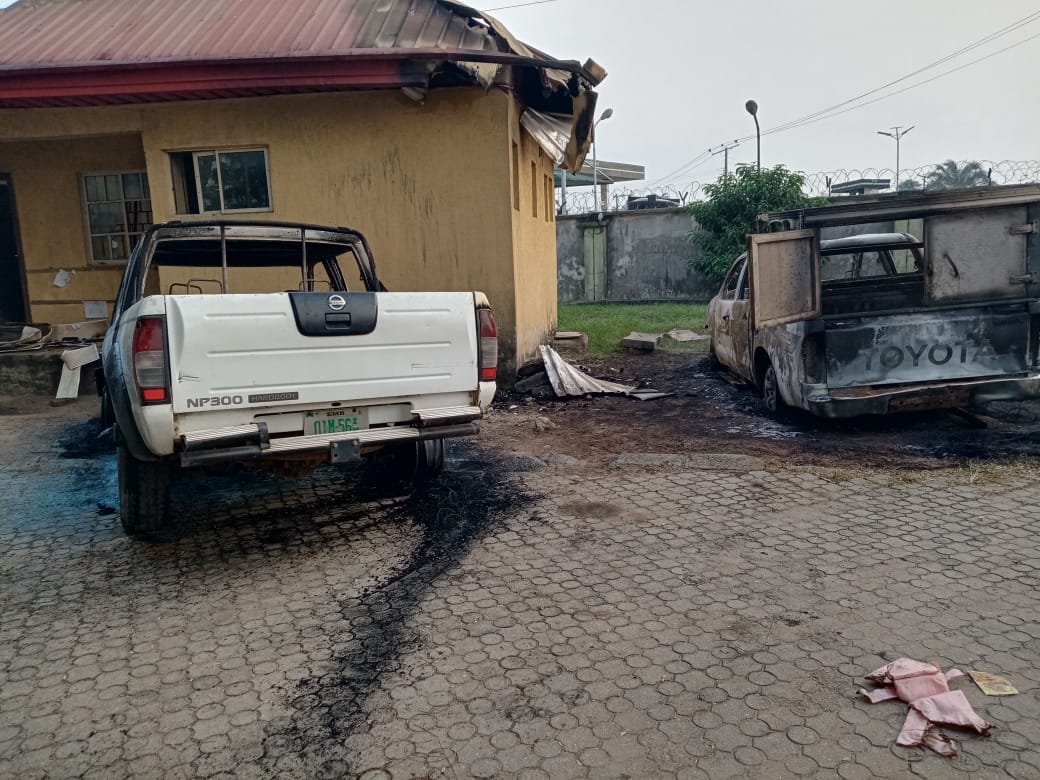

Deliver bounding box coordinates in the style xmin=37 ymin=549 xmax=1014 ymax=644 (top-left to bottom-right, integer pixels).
xmin=0 ymin=0 xmax=589 ymax=108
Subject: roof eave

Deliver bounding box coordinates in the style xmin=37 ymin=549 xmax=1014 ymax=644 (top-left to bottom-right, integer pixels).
xmin=0 ymin=49 xmax=596 ymax=108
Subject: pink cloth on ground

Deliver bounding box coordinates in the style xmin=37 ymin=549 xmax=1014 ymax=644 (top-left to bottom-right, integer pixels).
xmin=858 ymin=658 xmax=990 ymax=757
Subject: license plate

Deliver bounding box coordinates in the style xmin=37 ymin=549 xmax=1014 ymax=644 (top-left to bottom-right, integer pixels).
xmin=305 ymin=408 xmax=366 ymax=436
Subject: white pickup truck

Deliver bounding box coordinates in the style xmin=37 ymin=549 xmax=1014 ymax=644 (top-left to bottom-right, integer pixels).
xmin=100 ymin=221 xmax=497 ymax=537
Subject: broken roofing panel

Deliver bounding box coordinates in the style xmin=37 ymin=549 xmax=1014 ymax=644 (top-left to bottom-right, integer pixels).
xmin=0 ymin=0 xmax=604 ymax=167
xmin=540 ymin=346 xmax=635 ymax=397
xmin=520 ymin=109 xmax=573 ymax=167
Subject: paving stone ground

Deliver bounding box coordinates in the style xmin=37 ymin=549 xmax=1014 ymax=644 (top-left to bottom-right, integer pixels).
xmin=1 ymin=397 xmax=1039 ymax=779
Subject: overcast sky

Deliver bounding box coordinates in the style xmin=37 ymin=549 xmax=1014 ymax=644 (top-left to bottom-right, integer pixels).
xmin=491 ymin=0 xmax=1040 ymax=188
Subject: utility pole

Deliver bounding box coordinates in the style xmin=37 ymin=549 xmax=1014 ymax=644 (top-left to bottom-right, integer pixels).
xmin=877 ymin=125 xmax=915 ymax=190
xmin=710 ymin=140 xmax=740 ymax=177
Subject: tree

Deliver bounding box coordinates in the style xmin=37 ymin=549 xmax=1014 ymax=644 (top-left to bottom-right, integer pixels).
xmin=924 ymin=159 xmax=990 ymax=190
xmin=688 ymin=165 xmax=822 ymax=285
xmin=898 ymin=179 xmax=922 ymax=191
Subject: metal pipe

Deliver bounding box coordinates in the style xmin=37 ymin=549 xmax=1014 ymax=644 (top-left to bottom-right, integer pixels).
xmin=219 ymin=224 xmax=228 ymax=293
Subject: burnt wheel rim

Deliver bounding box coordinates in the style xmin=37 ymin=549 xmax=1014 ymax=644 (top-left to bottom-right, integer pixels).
xmin=764 ymin=367 xmax=779 ymax=412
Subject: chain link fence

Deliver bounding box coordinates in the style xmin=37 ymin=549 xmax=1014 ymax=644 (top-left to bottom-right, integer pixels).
xmin=558 ymin=159 xmax=1040 ymax=216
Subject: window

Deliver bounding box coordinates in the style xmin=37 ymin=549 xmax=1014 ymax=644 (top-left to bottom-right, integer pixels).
xmin=821 ymin=251 xmax=888 ymax=281
xmin=720 ymin=257 xmax=746 ymax=299
xmin=170 ymin=149 xmax=271 ymax=214
xmin=820 ymin=245 xmax=923 ymax=281
xmin=82 ymin=172 xmax=153 ymax=264
xmin=531 ymin=161 xmax=538 ymax=218
xmin=511 ymin=143 xmax=520 ymax=211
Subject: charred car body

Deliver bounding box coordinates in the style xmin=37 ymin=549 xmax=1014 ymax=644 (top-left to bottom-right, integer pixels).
xmin=706 ymin=184 xmax=1040 ymax=417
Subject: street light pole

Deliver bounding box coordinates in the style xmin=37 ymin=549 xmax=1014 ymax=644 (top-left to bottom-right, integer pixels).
xmin=877 ymin=125 xmax=914 ymax=190
xmin=745 ymin=100 xmax=760 ymax=171
xmin=592 ymin=107 xmax=613 ymax=212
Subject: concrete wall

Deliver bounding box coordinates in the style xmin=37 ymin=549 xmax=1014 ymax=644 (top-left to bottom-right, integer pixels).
xmin=557 ymin=208 xmax=716 ymax=303
xmin=0 ymin=88 xmax=561 ymax=375
xmin=557 ymin=212 xmax=926 ymax=305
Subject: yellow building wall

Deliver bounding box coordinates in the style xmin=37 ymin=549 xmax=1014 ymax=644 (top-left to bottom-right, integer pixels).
xmin=508 ymin=102 xmax=560 ymax=366
xmin=0 ymin=87 xmax=561 ymax=376
xmin=141 ymin=88 xmax=522 ymax=370
xmin=0 ymin=135 xmax=145 ymax=324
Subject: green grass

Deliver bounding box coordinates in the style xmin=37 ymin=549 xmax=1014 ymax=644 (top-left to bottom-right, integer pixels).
xmin=558 ymin=302 xmax=710 ymax=356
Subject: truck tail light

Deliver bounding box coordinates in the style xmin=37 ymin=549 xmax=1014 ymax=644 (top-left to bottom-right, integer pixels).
xmin=477 ymin=308 xmax=498 ymax=382
xmin=133 ymin=316 xmax=170 ymax=404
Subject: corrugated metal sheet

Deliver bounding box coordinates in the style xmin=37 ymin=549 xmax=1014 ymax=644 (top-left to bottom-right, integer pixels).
xmin=0 ymin=0 xmax=499 ymax=70
xmin=539 ymin=346 xmax=635 ymax=397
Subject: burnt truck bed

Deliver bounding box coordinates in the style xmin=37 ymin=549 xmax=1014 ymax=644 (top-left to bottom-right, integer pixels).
xmin=745 ymin=185 xmax=1040 ymax=417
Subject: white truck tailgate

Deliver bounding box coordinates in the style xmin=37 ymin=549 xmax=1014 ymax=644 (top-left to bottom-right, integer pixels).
xmin=165 ymin=291 xmax=479 ymax=413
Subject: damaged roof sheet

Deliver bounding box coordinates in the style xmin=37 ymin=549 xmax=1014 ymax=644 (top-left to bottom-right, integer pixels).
xmin=0 ymin=0 xmax=603 ymax=168
xmin=0 ymin=0 xmax=526 ymax=71
xmin=0 ymin=0 xmax=604 ymax=169
xmin=540 ymin=346 xmax=636 ymax=397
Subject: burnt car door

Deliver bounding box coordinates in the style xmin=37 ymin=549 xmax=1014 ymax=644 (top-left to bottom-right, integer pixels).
xmin=748 ymin=229 xmax=821 ymax=329
xmin=711 ymin=255 xmax=752 ymax=378
xmin=926 ymin=206 xmax=1036 ymax=302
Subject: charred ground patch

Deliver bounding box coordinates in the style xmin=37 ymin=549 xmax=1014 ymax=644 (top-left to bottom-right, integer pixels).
xmin=488 ymin=354 xmax=1040 ymax=470
xmin=258 ymin=445 xmax=537 ymax=776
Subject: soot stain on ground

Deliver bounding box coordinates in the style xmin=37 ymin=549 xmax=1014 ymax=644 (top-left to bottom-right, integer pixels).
xmin=524 ymin=354 xmax=1040 ymax=468
xmin=59 ymin=417 xmax=112 ymax=459
xmin=259 ymin=445 xmax=537 ymax=776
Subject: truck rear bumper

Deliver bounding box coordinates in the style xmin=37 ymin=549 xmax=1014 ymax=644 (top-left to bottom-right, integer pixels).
xmin=803 ymin=374 xmax=1040 ymax=418
xmin=178 ymin=405 xmax=482 ymax=467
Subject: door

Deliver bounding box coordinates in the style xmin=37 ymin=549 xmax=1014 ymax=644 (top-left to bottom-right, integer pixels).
xmin=712 ymin=255 xmax=753 ymax=379
xmin=748 ymin=229 xmax=819 ymax=329
xmin=926 ymin=206 xmax=1030 ymax=303
xmin=582 ymin=225 xmax=606 ymax=301
xmin=0 ymin=174 xmax=29 ymax=322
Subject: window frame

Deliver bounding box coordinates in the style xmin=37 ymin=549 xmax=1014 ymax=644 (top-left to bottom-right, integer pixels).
xmin=174 ymin=147 xmax=274 ymax=216
xmin=718 ymin=255 xmax=746 ymax=300
xmin=80 ymin=169 xmax=154 ymax=266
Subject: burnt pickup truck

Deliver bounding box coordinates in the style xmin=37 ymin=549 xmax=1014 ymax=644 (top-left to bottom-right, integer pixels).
xmin=101 ymin=221 xmax=497 ymax=537
xmin=706 ymin=184 xmax=1040 ymax=417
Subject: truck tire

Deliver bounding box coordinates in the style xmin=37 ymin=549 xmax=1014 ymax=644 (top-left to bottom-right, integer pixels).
xmin=117 ymin=446 xmax=171 ymax=537
xmin=761 ymin=362 xmax=783 ymax=415
xmin=379 ymin=439 xmax=445 ymax=485
xmin=415 ymin=439 xmax=446 ymax=481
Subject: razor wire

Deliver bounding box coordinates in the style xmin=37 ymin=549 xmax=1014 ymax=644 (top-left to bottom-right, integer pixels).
xmin=558 ymin=159 xmax=1040 ymax=215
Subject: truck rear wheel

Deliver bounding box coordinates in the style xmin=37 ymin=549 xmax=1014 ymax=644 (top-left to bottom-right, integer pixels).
xmin=761 ymin=363 xmax=783 ymax=415
xmin=415 ymin=439 xmax=446 ymax=481
xmin=117 ymin=446 xmax=171 ymax=537
xmin=382 ymin=439 xmax=445 ymax=483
